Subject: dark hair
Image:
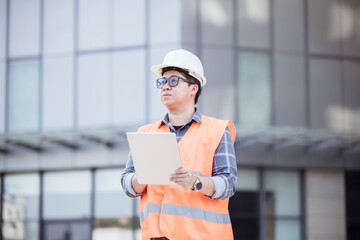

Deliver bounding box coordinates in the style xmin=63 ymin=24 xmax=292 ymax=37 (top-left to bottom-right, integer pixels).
xmin=161 ymin=66 xmax=202 ymax=104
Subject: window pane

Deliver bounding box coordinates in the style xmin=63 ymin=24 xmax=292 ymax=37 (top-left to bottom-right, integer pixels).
xmin=112 ymin=0 xmax=145 ymax=47
xmin=135 ymin=198 xmax=140 ymax=218
xmin=0 ymin=154 xmax=3 ymax=170
xmin=93 ymin=219 xmax=135 ymax=240
xmin=9 ymin=0 xmax=40 ymax=57
xmin=231 ymin=169 xmax=259 ymax=240
xmin=112 ymin=49 xmax=146 ymax=126
xmin=43 ymin=0 xmax=74 ymax=55
xmin=3 ymin=173 xmax=40 ymax=220
xmin=94 ymin=168 xmax=136 ymax=239
xmin=181 ymin=0 xmax=197 ymax=44
xmin=8 ymin=59 xmax=39 ymax=133
xmin=230 ymin=191 xmax=259 ymax=240
xmin=44 ymin=221 xmax=91 ymax=240
xmin=266 ymin=219 xmax=300 ymax=240
xmin=78 ymin=0 xmax=110 ymax=51
xmin=201 ymin=48 xmax=235 ymax=120
xmin=200 ymin=0 xmax=233 ymax=46
xmin=95 ymin=169 xmax=132 ymax=218
xmin=274 ymin=54 xmax=306 ymax=127
xmin=236 ymin=168 xmax=259 ymax=191
xmin=0 ymin=61 xmax=5 ymax=134
xmin=149 ymin=0 xmax=181 ymax=45
xmin=345 ymin=171 xmax=360 ymax=240
xmin=0 ymin=0 xmax=6 ymax=59
xmin=344 ymin=61 xmax=360 ymax=132
xmin=342 ymin=0 xmax=360 ymax=57
xmin=72 ymin=222 xmax=91 ymax=240
xmin=237 ymin=0 xmax=270 ymax=49
xmin=44 ymin=223 xmax=66 ymax=240
xmin=44 ymin=171 xmax=91 ymax=219
xmin=238 ymin=51 xmax=271 ymax=125
xmin=264 ymin=170 xmax=300 ymax=216
xmin=44 ymin=223 xmax=68 ymax=240
xmin=308 ymin=0 xmax=341 ymax=55
xmin=3 ymin=220 xmax=38 ymax=240
xmin=274 ymin=0 xmax=304 ymax=52
xmin=43 ymin=56 xmax=74 ymax=131
xmin=78 ymin=53 xmax=110 ymax=128
xmin=309 ymin=58 xmax=342 ymax=130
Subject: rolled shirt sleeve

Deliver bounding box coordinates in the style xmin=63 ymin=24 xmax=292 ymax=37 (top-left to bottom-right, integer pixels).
xmin=210 ymin=127 xmax=238 ymax=200
xmin=121 ymin=153 xmax=146 ymax=198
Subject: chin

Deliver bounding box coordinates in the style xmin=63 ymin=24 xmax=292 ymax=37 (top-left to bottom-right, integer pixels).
xmin=163 ymin=102 xmax=175 ymax=110
xmin=162 ymin=98 xmax=173 ymax=105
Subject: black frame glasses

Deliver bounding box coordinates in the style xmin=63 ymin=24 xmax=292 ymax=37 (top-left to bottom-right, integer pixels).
xmin=156 ymin=75 xmax=195 ymax=89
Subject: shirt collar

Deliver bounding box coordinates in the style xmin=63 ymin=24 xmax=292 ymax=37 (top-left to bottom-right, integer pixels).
xmin=158 ymin=108 xmax=202 ymax=129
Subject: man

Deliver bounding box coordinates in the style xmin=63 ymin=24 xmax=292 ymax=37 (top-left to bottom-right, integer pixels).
xmin=121 ymin=49 xmax=237 ymax=240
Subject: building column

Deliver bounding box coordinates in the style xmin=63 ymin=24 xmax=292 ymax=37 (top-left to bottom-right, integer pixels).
xmin=305 ymin=169 xmax=346 ymax=240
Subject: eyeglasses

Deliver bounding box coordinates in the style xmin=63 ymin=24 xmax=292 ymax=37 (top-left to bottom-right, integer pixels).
xmin=156 ymin=76 xmax=195 ymax=89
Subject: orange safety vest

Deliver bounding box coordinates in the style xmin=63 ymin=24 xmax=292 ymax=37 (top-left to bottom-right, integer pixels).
xmin=137 ymin=115 xmax=236 ymax=240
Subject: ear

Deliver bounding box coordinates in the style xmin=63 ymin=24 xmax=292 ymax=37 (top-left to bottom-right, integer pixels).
xmin=191 ymin=84 xmax=199 ymax=95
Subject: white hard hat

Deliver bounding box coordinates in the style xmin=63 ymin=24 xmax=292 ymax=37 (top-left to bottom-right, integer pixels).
xmin=151 ymin=49 xmax=207 ymax=87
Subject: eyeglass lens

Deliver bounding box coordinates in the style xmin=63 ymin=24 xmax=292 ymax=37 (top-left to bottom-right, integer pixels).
xmin=156 ymin=76 xmax=180 ymax=89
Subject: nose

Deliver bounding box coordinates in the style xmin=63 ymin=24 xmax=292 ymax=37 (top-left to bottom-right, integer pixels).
xmin=162 ymin=80 xmax=171 ymax=90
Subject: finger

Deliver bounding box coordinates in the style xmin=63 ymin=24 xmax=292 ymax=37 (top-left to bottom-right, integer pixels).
xmin=170 ymin=174 xmax=185 ymax=181
xmin=171 ymin=171 xmax=191 ymax=178
xmin=176 ymin=167 xmax=191 ymax=174
xmin=175 ymin=167 xmax=185 ymax=173
xmin=171 ymin=175 xmax=193 ymax=185
xmin=171 ymin=172 xmax=192 ymax=178
xmin=173 ymin=174 xmax=190 ymax=180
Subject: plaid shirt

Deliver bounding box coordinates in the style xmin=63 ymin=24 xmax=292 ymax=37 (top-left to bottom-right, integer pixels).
xmin=121 ymin=109 xmax=237 ymax=200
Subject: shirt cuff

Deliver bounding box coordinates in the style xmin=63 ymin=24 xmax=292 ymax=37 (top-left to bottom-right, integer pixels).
xmin=124 ymin=172 xmax=139 ymax=197
xmin=210 ymin=176 xmax=226 ymax=199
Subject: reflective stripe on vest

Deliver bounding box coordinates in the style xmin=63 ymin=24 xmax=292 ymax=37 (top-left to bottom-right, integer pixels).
xmin=140 ymin=202 xmax=162 ymax=222
xmin=140 ymin=202 xmax=231 ymax=224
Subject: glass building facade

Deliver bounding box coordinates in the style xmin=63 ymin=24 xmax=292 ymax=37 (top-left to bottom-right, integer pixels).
xmin=0 ymin=0 xmax=360 ymax=240
xmin=1 ymin=169 xmax=140 ymax=240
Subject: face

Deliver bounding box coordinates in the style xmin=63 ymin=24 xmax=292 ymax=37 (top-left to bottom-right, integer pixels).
xmin=159 ymin=70 xmax=198 ymax=110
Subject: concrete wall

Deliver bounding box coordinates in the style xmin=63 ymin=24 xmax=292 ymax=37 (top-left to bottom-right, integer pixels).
xmin=306 ymin=169 xmax=346 ymax=240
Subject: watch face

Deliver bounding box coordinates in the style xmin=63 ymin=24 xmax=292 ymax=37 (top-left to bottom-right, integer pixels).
xmin=195 ymin=181 xmax=203 ymax=190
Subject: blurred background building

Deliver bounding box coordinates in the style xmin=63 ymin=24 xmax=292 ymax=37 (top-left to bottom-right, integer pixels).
xmin=0 ymin=0 xmax=360 ymax=239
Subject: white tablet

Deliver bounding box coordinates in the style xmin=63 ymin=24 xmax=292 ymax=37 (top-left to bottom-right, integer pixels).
xmin=126 ymin=132 xmax=182 ymax=185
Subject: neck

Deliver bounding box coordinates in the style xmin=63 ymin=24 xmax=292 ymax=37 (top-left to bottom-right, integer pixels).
xmin=168 ymin=106 xmax=196 ymax=126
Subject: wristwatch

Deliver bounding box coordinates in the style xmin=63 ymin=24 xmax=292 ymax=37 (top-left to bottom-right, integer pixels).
xmin=192 ymin=176 xmax=203 ymax=192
